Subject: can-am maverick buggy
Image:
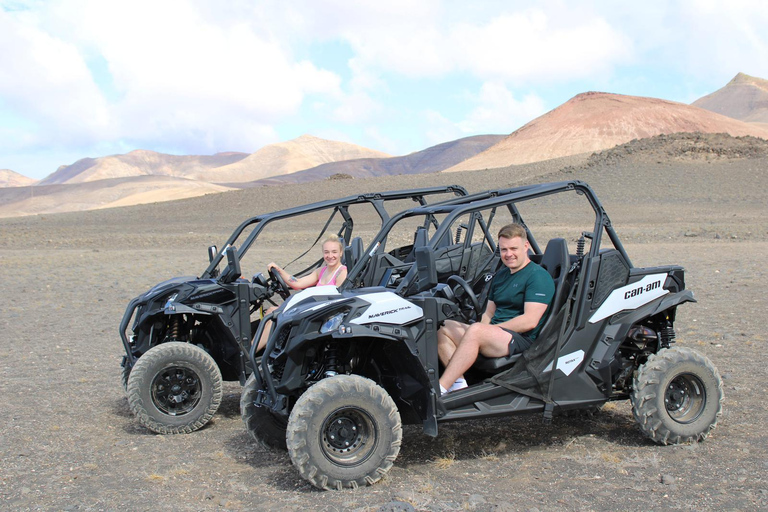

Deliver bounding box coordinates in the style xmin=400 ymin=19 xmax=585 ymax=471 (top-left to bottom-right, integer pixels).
xmin=118 ymin=186 xmax=468 ymax=434
xmin=242 ymin=180 xmax=723 ymax=490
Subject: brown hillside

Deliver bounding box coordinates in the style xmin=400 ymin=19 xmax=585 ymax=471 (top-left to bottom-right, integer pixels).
xmin=199 ymin=134 xmax=391 ymax=183
xmin=693 ymin=72 xmax=768 ymax=123
xmin=38 ymin=150 xmax=249 ymax=185
xmin=1 ymin=169 xmax=37 ymax=188
xmin=444 ymin=92 xmax=768 ymax=173
xmin=0 ymin=176 xmax=232 ymax=218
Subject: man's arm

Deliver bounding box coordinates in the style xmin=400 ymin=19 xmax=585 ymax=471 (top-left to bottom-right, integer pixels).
xmin=480 ymin=300 xmax=496 ymax=324
xmin=495 ymin=301 xmax=548 ymax=334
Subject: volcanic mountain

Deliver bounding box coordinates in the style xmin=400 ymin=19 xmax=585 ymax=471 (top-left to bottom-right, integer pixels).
xmin=1 ymin=169 xmax=37 ymax=188
xmin=193 ymin=134 xmax=391 ymax=184
xmin=37 ymin=135 xmax=390 ymax=186
xmin=693 ymin=72 xmax=768 ymax=125
xmin=248 ymin=135 xmax=504 ymax=186
xmin=444 ymin=92 xmax=768 ymax=173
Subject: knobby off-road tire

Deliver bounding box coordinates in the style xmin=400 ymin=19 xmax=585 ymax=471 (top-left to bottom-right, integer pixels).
xmin=286 ymin=375 xmax=402 ymax=490
xmin=631 ymin=346 xmax=723 ymax=445
xmin=127 ymin=342 xmax=223 ymax=434
xmin=241 ymin=373 xmax=288 ymax=450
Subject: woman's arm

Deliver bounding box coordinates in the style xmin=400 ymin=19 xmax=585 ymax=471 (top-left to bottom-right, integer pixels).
xmin=267 ymin=262 xmax=318 ymax=290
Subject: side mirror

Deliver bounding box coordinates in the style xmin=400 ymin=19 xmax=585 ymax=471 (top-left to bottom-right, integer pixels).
xmin=414 ymin=246 xmax=437 ymax=293
xmin=219 ymin=245 xmax=241 ymax=284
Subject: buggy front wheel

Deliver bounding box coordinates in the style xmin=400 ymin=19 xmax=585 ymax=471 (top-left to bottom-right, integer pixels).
xmin=127 ymin=342 xmax=223 ymax=434
xmin=631 ymin=346 xmax=723 ymax=445
xmin=286 ymin=375 xmax=402 ymax=490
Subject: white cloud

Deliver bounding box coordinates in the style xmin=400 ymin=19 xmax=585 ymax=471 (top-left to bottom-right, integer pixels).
xmin=423 ymin=81 xmax=547 ymax=147
xmin=3 ymin=0 xmax=768 ymax=179
xmin=0 ymin=8 xmax=110 ymax=148
xmin=1 ymin=0 xmax=343 ymax=158
xmin=458 ymin=82 xmax=547 ymax=133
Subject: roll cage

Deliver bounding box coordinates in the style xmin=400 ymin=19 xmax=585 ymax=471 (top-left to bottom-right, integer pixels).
xmin=200 ymin=185 xmax=470 ymax=280
xmin=340 ymin=180 xmax=631 ymax=296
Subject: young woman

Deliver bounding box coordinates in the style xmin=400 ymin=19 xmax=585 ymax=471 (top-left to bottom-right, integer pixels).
xmin=256 ymin=234 xmax=347 ymax=352
xmin=266 ymin=234 xmax=347 ymax=289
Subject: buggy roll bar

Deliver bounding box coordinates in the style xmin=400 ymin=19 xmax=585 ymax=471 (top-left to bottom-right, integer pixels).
xmin=200 ymin=186 xmax=468 ymax=279
xmin=340 ymin=180 xmax=632 ymax=293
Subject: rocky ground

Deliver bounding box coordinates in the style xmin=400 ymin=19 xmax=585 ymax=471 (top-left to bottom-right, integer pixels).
xmin=1 ymin=133 xmax=767 ymax=511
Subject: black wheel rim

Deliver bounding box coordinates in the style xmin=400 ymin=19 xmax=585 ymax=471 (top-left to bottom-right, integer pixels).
xmin=150 ymin=365 xmax=202 ymax=416
xmin=321 ymin=407 xmax=377 ymax=466
xmin=665 ymin=372 xmax=706 ymax=424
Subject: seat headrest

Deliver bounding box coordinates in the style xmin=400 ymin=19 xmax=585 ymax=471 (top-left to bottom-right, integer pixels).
xmin=539 ymin=238 xmax=568 ymax=280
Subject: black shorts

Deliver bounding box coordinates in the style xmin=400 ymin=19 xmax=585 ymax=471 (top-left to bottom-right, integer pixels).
xmin=500 ymin=328 xmax=533 ymax=355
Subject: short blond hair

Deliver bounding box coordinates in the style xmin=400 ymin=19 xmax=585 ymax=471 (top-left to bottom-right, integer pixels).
xmin=497 ymin=223 xmax=527 ymax=242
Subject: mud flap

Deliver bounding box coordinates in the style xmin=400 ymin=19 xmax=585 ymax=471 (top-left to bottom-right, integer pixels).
xmin=423 ymin=390 xmax=440 ymax=437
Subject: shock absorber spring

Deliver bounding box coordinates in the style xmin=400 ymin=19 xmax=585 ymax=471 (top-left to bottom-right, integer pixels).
xmin=324 ymin=341 xmax=340 ymax=378
xmin=659 ymin=323 xmax=676 ymax=348
xmin=576 ymin=235 xmax=585 ymax=258
xmin=169 ymin=316 xmax=182 ymax=340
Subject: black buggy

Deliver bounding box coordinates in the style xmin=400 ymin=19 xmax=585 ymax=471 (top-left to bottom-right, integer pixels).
xmin=118 ymin=186 xmax=469 ymax=434
xmin=241 ymin=180 xmax=724 ymax=490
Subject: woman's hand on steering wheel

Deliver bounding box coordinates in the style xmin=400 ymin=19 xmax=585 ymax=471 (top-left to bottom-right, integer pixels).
xmin=268 ymin=266 xmax=291 ymax=300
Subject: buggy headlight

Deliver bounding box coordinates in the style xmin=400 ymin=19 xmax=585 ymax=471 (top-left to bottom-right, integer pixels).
xmin=164 ymin=293 xmax=178 ymax=311
xmin=320 ymin=312 xmax=345 ymax=334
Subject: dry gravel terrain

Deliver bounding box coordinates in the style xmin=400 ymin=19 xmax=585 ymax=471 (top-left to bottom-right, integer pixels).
xmin=1 ymin=134 xmax=767 ymax=511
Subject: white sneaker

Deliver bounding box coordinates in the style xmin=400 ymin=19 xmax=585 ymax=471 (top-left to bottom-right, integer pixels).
xmin=439 ymin=384 xmax=448 ymax=396
xmin=448 ymin=378 xmax=468 ymax=392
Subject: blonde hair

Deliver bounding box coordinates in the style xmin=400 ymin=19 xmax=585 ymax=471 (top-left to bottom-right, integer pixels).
xmin=323 ymin=234 xmax=344 ymax=252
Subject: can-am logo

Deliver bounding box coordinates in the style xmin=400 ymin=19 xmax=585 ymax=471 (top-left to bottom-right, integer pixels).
xmin=367 ymin=305 xmax=412 ymax=319
xmin=624 ymin=279 xmax=661 ymax=299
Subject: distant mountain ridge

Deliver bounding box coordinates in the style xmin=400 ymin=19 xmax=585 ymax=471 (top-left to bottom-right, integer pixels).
xmin=38 ymin=150 xmax=249 ymax=186
xmin=204 ymin=134 xmax=391 ymax=184
xmin=0 ymin=135 xmax=497 ymax=217
xmin=445 ymin=91 xmax=768 ymax=173
xmin=38 ymin=135 xmax=390 ymax=186
xmin=248 ymin=135 xmax=504 ymax=186
xmin=693 ymin=72 xmax=768 ymax=124
xmin=1 ymin=169 xmax=37 ymax=187
xmin=0 ymin=176 xmax=233 ymax=217
xmin=3 ymin=72 xmax=768 ymax=217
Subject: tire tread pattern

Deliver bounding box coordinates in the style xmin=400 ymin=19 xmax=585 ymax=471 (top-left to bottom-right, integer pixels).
xmin=286 ymin=375 xmax=402 ymax=490
xmin=631 ymin=346 xmax=723 ymax=445
xmin=126 ymin=342 xmax=222 ymax=434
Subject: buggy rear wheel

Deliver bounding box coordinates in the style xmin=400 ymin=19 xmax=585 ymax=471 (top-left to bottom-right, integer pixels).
xmin=127 ymin=342 xmax=223 ymax=434
xmin=241 ymin=373 xmax=288 ymax=450
xmin=631 ymin=346 xmax=723 ymax=445
xmin=286 ymin=375 xmax=402 ymax=490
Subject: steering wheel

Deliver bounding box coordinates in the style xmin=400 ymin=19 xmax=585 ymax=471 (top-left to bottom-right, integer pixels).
xmin=268 ymin=267 xmax=291 ymax=300
xmin=447 ymin=275 xmax=482 ymax=323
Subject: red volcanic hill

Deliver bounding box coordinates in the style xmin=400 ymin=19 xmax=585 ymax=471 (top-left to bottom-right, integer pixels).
xmin=444 ymin=91 xmax=768 ymax=172
xmin=693 ymin=72 xmax=768 ymax=124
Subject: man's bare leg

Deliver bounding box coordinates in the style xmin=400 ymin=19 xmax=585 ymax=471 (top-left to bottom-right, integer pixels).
xmin=438 ymin=323 xmax=512 ymax=391
xmin=437 ymin=320 xmax=468 ymax=366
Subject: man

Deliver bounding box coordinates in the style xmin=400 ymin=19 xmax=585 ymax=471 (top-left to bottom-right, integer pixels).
xmin=438 ymin=223 xmax=555 ymax=395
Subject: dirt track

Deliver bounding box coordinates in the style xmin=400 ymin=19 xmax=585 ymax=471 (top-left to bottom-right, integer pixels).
xmin=1 ymin=134 xmax=767 ymax=511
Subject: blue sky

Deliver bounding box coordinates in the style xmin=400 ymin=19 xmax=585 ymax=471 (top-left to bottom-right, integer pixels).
xmin=1 ymin=0 xmax=767 ymax=180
